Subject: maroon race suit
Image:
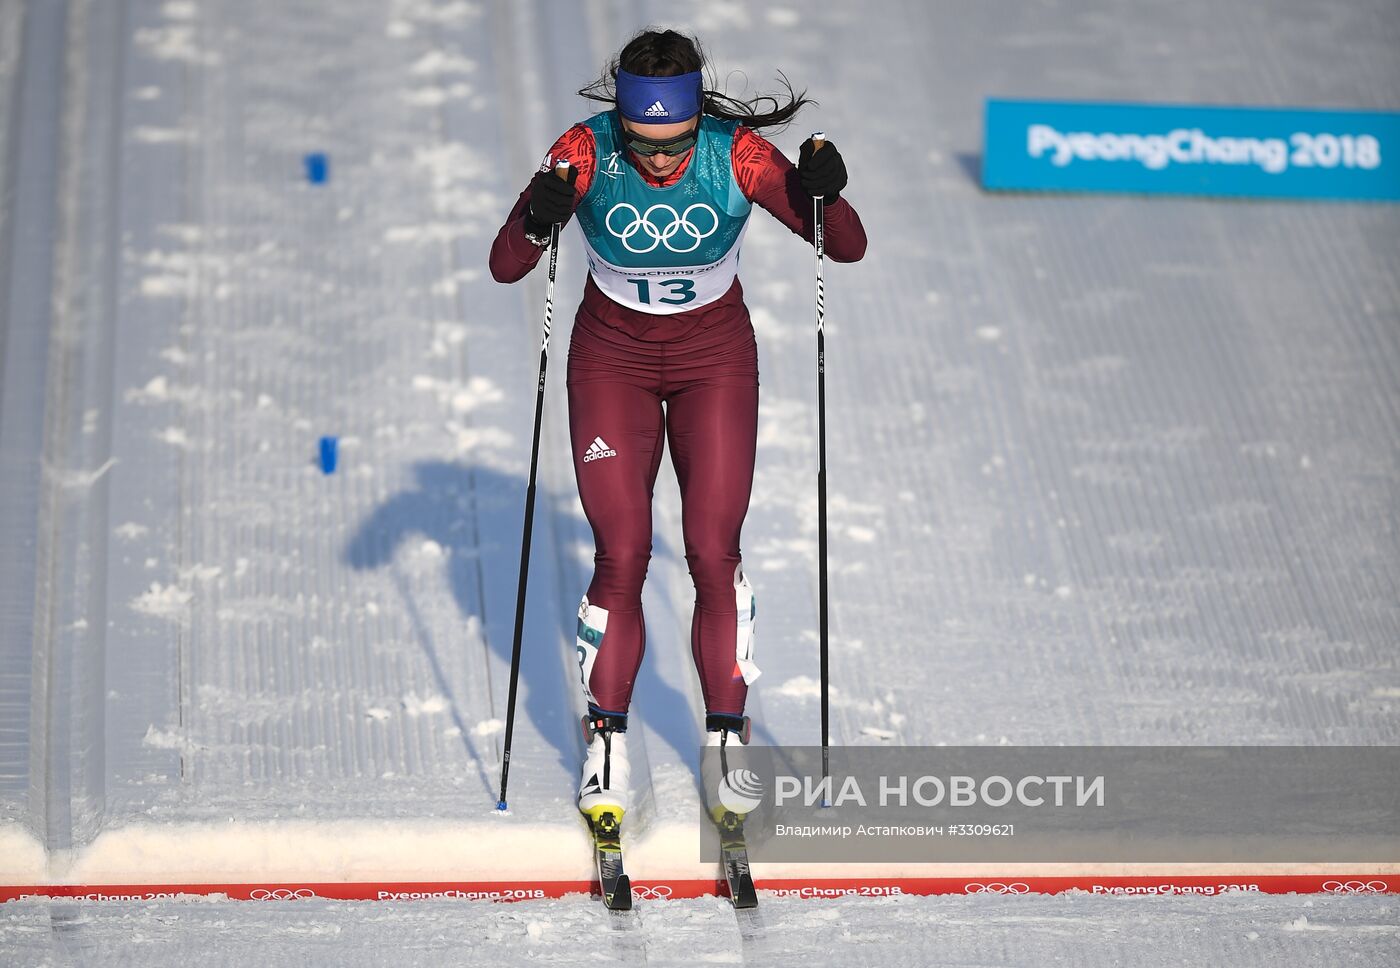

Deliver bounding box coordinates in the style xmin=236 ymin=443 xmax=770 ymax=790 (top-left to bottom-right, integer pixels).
xmin=489 ymin=121 xmax=866 ymax=719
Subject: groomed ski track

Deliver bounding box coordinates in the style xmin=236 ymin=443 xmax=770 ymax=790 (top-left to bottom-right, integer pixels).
xmin=1 ymin=0 xmax=1398 ymax=964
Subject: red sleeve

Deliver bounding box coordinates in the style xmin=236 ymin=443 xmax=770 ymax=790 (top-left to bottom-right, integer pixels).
xmin=731 ymin=126 xmax=867 ymax=263
xmin=489 ymin=124 xmax=598 ymax=284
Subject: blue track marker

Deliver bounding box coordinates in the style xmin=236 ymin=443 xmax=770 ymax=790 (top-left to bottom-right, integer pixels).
xmin=304 ymin=152 xmax=329 ymax=184
xmin=318 ymin=435 xmax=338 ymax=474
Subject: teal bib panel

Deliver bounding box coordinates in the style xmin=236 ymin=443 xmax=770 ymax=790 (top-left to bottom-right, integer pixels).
xmin=574 ymin=111 xmax=753 ymax=314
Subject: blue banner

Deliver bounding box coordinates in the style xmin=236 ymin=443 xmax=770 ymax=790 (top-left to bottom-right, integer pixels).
xmin=983 ymin=99 xmax=1400 ymax=201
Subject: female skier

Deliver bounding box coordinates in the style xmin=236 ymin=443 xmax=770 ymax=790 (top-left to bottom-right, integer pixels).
xmin=488 ymin=28 xmax=866 ymax=832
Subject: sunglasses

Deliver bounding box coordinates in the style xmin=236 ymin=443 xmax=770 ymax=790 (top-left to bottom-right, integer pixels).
xmin=622 ymin=122 xmax=699 ymax=157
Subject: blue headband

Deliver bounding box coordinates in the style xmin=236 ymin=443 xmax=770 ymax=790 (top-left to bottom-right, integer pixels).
xmin=615 ymin=68 xmax=704 ymax=123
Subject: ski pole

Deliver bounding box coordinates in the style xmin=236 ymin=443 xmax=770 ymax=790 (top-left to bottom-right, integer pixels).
xmin=498 ymin=160 xmax=571 ymax=812
xmin=810 ymin=133 xmax=831 ymax=796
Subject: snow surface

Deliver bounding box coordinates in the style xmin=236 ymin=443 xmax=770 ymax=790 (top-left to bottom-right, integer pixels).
xmin=3 ymin=892 xmax=1399 ymax=967
xmin=1 ymin=0 xmax=1398 ymax=963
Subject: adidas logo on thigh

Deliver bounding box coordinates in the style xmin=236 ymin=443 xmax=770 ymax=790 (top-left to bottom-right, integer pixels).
xmin=583 ymin=436 xmax=618 ymax=463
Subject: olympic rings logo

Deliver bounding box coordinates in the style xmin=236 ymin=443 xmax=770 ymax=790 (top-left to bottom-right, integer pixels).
xmin=249 ymin=888 xmax=317 ymax=901
xmin=605 ymin=202 xmax=718 ymax=254
xmin=1321 ymin=880 xmax=1389 ymax=895
xmin=963 ymin=882 xmax=1030 ymax=895
xmin=631 ymin=884 xmax=674 ymax=900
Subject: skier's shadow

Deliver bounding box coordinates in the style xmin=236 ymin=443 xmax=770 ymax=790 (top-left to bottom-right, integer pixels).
xmin=345 ymin=460 xmax=700 ymax=803
xmin=345 ymin=461 xmax=569 ymax=798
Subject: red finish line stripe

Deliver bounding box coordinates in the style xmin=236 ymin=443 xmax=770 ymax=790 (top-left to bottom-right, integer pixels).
xmin=2 ymin=874 xmax=1396 ymax=903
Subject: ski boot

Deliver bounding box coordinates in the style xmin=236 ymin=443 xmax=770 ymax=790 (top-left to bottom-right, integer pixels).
xmin=702 ymin=713 xmax=754 ymax=825
xmin=579 ymin=709 xmax=631 ymax=833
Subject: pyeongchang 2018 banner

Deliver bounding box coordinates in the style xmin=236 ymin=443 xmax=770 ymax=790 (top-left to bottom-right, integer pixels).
xmin=983 ymin=99 xmax=1400 ymax=201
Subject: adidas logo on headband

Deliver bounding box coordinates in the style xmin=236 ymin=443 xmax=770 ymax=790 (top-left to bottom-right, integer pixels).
xmin=616 ymin=69 xmax=702 ymax=122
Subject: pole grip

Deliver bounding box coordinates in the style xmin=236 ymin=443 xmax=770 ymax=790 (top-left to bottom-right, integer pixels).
xmin=811 ymin=131 xmax=826 ymax=152
xmin=554 ymin=159 xmax=571 ymax=179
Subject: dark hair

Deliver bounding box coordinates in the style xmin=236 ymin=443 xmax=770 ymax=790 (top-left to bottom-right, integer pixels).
xmin=577 ymin=28 xmax=815 ymax=132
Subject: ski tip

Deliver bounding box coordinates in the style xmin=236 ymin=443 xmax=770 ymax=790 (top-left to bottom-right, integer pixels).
xmin=495 ymin=799 xmax=509 ymax=813
xmin=607 ymin=875 xmax=633 ymax=911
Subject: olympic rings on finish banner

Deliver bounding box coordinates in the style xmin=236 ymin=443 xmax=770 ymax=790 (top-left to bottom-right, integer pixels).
xmin=249 ymin=888 xmax=317 ymax=901
xmin=1322 ymin=880 xmax=1389 ymax=895
xmin=605 ymin=202 xmax=719 ymax=254
xmin=631 ymin=884 xmax=675 ymax=900
xmin=962 ymin=882 xmax=1031 ymax=895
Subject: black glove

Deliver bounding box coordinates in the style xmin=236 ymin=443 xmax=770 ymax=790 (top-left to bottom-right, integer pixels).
xmin=524 ymin=163 xmax=579 ymax=237
xmin=798 ymin=138 xmax=848 ymax=205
